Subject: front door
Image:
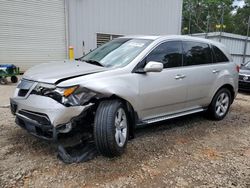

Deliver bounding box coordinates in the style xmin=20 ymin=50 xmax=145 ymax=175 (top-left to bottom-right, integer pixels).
xmin=137 ymin=41 xmax=188 ymax=120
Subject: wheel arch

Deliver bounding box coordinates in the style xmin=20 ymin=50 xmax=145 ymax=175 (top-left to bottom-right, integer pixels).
xmin=212 ymin=84 xmax=235 ymax=104
xmin=97 ymin=94 xmax=137 ymax=139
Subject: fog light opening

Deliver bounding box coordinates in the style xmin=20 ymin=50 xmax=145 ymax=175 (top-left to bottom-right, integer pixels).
xmin=58 ymin=122 xmax=72 ymax=133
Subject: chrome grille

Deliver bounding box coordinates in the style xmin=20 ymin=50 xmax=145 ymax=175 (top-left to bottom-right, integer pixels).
xmin=239 ymin=75 xmax=250 ymax=82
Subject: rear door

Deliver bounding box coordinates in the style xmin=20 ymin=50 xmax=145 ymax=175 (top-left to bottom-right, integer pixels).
xmin=182 ymin=41 xmax=218 ymax=109
xmin=137 ymin=41 xmax=188 ymax=120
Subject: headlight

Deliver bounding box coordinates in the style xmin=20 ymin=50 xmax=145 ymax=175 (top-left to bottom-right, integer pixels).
xmin=34 ymin=84 xmax=99 ymax=106
xmin=54 ymin=86 xmax=79 ymax=98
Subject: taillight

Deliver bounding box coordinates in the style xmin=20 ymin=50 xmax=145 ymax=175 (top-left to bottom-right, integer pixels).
xmin=236 ymin=65 xmax=240 ymax=73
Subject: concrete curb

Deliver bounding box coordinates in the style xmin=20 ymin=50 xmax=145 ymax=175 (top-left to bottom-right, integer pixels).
xmin=0 ymin=105 xmax=10 ymax=108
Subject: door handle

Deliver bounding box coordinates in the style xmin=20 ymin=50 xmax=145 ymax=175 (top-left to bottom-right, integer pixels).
xmin=212 ymin=69 xmax=220 ymax=74
xmin=175 ymin=74 xmax=186 ymax=80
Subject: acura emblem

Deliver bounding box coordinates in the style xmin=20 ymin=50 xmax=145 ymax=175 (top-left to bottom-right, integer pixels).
xmin=243 ymin=76 xmax=248 ymax=81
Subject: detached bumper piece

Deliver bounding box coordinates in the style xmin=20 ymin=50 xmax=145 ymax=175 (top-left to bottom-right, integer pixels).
xmin=57 ymin=136 xmax=98 ymax=164
xmin=15 ymin=110 xmax=57 ymax=141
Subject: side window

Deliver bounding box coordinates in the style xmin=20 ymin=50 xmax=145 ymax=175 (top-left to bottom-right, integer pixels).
xmin=183 ymin=41 xmax=213 ymax=66
xmin=212 ymin=45 xmax=229 ymax=63
xmin=146 ymin=41 xmax=183 ymax=68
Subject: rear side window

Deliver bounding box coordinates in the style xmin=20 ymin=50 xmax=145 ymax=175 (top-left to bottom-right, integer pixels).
xmin=146 ymin=41 xmax=183 ymax=68
xmin=212 ymin=45 xmax=229 ymax=63
xmin=183 ymin=41 xmax=213 ymax=66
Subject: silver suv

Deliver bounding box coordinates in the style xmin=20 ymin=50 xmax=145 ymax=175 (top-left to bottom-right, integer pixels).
xmin=10 ymin=35 xmax=239 ymax=157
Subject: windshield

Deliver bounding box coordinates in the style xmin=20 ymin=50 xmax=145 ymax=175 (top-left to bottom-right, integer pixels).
xmin=245 ymin=61 xmax=250 ymax=68
xmin=81 ymin=38 xmax=152 ymax=68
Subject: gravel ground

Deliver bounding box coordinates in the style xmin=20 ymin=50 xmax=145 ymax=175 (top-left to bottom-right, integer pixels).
xmin=1 ymin=82 xmax=250 ymax=188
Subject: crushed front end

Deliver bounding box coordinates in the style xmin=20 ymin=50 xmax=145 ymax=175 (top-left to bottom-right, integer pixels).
xmin=10 ymin=79 xmax=96 ymax=141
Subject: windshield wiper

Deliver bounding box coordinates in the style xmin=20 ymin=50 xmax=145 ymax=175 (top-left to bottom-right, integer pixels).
xmin=83 ymin=59 xmax=104 ymax=67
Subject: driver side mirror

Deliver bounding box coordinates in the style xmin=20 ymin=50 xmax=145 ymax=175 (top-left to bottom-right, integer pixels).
xmin=144 ymin=61 xmax=163 ymax=73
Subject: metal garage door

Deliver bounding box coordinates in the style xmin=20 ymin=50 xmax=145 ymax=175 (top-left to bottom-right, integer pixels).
xmin=0 ymin=0 xmax=66 ymax=72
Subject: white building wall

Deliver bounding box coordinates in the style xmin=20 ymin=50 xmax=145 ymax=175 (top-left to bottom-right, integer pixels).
xmin=67 ymin=0 xmax=183 ymax=58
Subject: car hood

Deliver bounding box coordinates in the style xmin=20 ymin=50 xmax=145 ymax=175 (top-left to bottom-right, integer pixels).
xmin=240 ymin=67 xmax=250 ymax=75
xmin=23 ymin=60 xmax=109 ymax=84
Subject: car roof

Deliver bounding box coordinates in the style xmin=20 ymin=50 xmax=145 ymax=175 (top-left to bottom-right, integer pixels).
xmin=121 ymin=35 xmax=225 ymax=47
xmin=121 ymin=35 xmax=161 ymax=40
xmin=120 ymin=35 xmax=231 ymax=61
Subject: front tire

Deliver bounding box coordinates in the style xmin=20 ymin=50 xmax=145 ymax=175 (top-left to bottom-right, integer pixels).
xmin=207 ymin=88 xmax=231 ymax=120
xmin=94 ymin=100 xmax=129 ymax=157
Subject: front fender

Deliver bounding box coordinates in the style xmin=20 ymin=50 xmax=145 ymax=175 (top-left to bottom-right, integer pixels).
xmin=82 ymin=75 xmax=139 ymax=112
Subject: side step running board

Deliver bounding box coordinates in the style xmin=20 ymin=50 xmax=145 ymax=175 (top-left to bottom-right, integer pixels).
xmin=141 ymin=108 xmax=205 ymax=124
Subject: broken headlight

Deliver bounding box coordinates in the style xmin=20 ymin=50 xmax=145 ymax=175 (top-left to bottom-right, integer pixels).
xmin=34 ymin=84 xmax=99 ymax=107
xmin=55 ymin=86 xmax=98 ymax=106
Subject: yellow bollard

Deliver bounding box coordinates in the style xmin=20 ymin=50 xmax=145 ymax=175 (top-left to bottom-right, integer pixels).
xmin=69 ymin=46 xmax=74 ymax=61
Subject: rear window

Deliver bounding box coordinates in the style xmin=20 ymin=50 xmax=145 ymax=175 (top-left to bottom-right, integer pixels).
xmin=212 ymin=45 xmax=229 ymax=63
xmin=183 ymin=41 xmax=213 ymax=66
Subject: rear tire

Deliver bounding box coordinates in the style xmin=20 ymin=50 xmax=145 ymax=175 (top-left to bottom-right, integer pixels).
xmin=94 ymin=100 xmax=129 ymax=157
xmin=11 ymin=76 xmax=18 ymax=83
xmin=207 ymin=88 xmax=231 ymax=121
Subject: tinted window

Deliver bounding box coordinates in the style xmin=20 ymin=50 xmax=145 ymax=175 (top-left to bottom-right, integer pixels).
xmin=212 ymin=45 xmax=229 ymax=63
xmin=183 ymin=41 xmax=212 ymax=66
xmin=146 ymin=41 xmax=183 ymax=68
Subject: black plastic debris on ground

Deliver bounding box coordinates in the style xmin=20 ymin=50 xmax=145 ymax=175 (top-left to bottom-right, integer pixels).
xmin=57 ymin=137 xmax=98 ymax=164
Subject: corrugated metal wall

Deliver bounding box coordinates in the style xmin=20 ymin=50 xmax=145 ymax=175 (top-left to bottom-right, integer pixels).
xmin=192 ymin=32 xmax=250 ymax=64
xmin=67 ymin=0 xmax=183 ymax=58
xmin=0 ymin=0 xmax=67 ymax=71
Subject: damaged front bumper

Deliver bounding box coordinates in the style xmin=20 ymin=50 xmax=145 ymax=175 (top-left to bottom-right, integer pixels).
xmin=10 ymin=94 xmax=93 ymax=141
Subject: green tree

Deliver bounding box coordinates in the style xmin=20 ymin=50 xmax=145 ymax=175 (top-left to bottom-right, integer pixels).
xmin=182 ymin=0 xmax=235 ymax=34
xmin=232 ymin=0 xmax=250 ymax=35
